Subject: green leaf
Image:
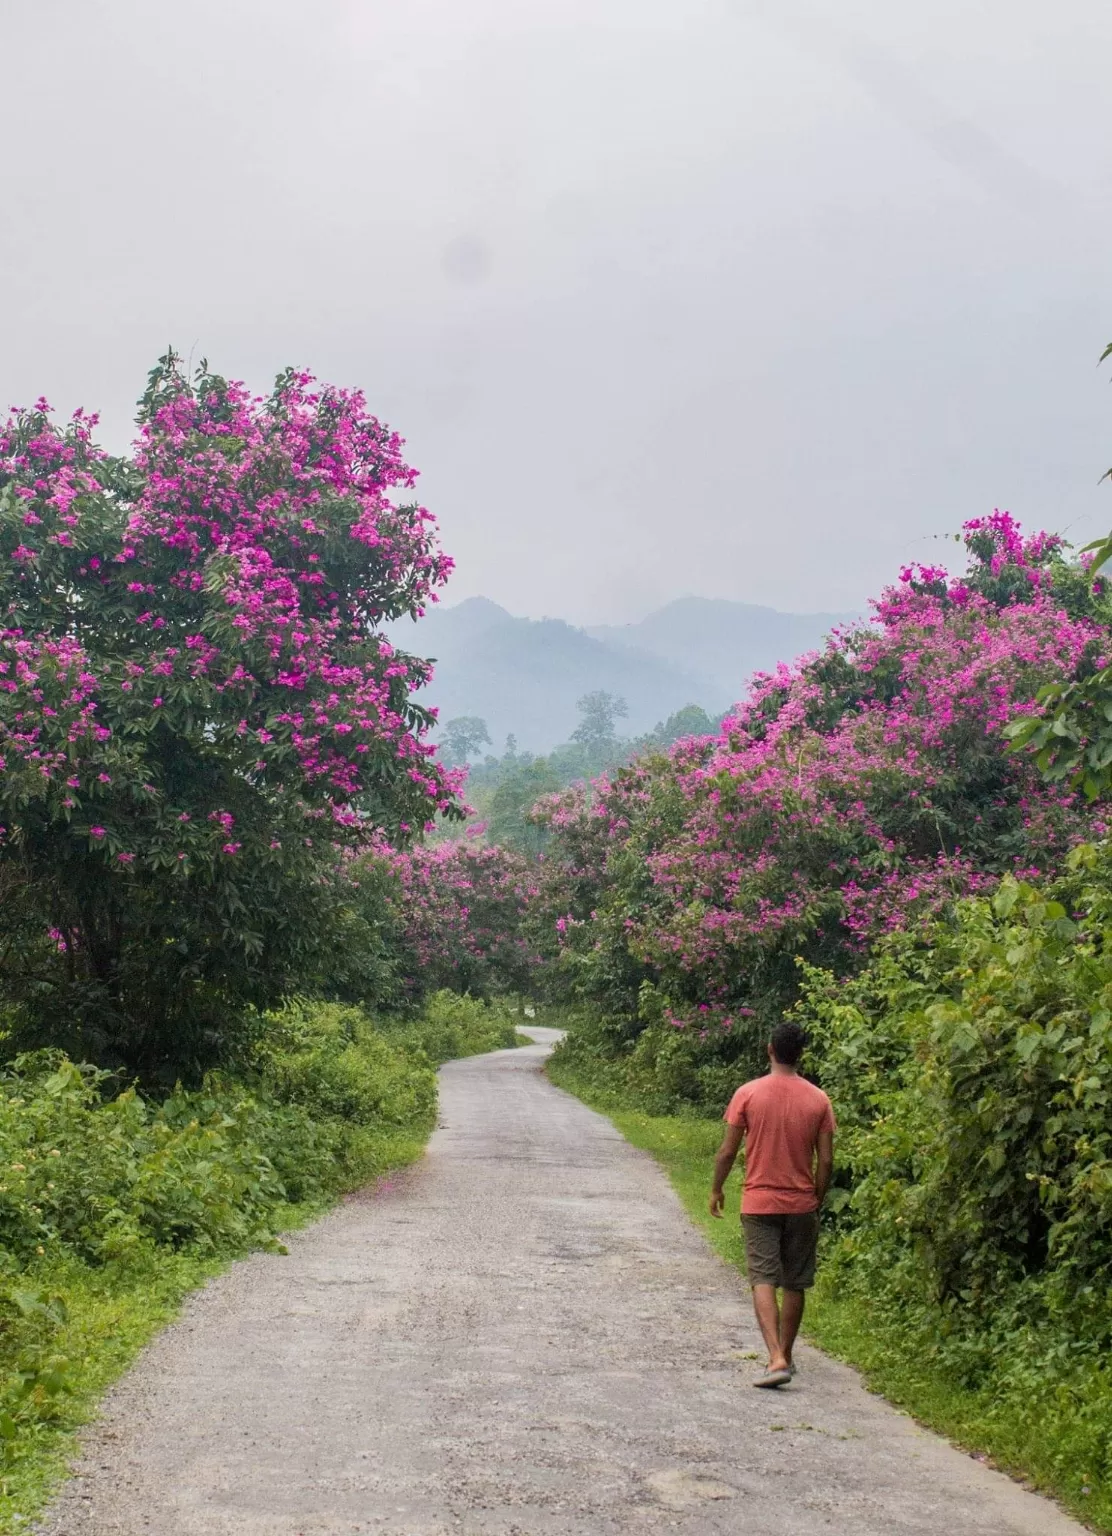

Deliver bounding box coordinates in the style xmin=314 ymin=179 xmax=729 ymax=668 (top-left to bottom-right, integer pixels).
xmin=1015 ymin=1032 xmax=1042 ymax=1062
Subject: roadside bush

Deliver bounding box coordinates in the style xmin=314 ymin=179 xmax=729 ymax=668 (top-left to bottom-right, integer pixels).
xmin=0 ymin=1018 xmax=438 ymax=1271
xmin=772 ymin=852 xmax=1112 ymax=1518
xmin=549 ymin=991 xmax=756 ymax=1118
xmin=0 ymin=1055 xmax=283 ymax=1264
xmin=257 ymin=1000 xmax=436 ymax=1129
xmin=377 ymin=990 xmax=520 ymax=1065
xmin=794 ymin=844 xmax=1112 ymax=1372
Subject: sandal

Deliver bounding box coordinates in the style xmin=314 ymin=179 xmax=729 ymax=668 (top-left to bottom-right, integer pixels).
xmin=753 ymin=1366 xmax=792 ymax=1389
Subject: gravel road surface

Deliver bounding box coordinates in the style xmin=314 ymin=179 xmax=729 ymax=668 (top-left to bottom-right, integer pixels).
xmin=39 ymin=1031 xmax=1086 ymax=1535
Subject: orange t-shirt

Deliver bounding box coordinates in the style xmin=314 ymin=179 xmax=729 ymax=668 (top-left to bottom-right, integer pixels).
xmin=724 ymin=1073 xmax=836 ymax=1215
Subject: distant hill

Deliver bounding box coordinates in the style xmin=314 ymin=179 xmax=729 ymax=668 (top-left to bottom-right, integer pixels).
xmin=386 ymin=595 xmax=858 ymax=755
xmin=387 ymin=598 xmax=704 ymax=753
xmin=586 ymin=597 xmax=859 ymax=707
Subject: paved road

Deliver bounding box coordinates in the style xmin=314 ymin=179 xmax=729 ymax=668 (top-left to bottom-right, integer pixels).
xmin=40 ymin=1032 xmax=1085 ymax=1535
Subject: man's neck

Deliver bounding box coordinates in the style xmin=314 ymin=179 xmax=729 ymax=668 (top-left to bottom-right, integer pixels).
xmin=768 ymin=1061 xmax=798 ymax=1077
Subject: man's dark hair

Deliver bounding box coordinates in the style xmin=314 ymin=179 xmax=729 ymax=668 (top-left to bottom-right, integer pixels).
xmin=770 ymin=1021 xmax=807 ymax=1066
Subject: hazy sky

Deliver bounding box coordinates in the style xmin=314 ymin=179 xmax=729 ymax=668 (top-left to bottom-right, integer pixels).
xmin=3 ymin=0 xmax=1111 ymax=623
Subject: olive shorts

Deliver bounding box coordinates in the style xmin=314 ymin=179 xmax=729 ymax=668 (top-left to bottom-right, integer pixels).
xmin=742 ymin=1212 xmax=820 ymax=1290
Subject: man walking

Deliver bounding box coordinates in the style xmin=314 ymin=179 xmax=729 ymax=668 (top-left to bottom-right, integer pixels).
xmin=709 ymin=1020 xmax=835 ymax=1388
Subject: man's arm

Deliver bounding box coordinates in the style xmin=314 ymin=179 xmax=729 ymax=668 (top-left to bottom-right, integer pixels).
xmin=709 ymin=1122 xmax=744 ymax=1218
xmin=814 ymin=1128 xmax=834 ymax=1209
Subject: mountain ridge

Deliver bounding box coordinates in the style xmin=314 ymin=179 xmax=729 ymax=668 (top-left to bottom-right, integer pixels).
xmin=386 ymin=595 xmax=858 ymax=753
xmin=586 ymin=596 xmax=859 ymax=704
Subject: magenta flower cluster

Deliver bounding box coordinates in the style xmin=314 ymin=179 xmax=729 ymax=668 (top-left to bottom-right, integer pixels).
xmin=0 ymin=357 xmax=462 ymax=882
xmin=533 ymin=514 xmax=1105 ymax=1041
xmin=375 ymin=836 xmax=542 ymax=999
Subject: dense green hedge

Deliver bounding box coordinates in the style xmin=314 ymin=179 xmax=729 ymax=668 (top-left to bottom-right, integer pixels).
xmin=375 ymin=989 xmax=520 ymax=1064
xmin=796 ymin=845 xmax=1112 ymax=1311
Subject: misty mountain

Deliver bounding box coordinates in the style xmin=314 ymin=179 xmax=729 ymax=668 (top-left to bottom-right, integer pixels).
xmin=386 ymin=596 xmax=856 ymax=755
xmin=387 ymin=599 xmax=703 ymax=754
xmin=586 ymin=598 xmax=859 ymax=706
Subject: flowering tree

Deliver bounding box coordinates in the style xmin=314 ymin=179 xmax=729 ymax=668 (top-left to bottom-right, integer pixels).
xmin=371 ymin=837 xmax=542 ymax=1001
xmin=0 ymin=354 xmax=460 ymax=1076
xmin=539 ymin=516 xmax=1109 ymax=1106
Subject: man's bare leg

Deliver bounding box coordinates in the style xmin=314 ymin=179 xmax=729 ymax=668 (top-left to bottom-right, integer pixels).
xmin=751 ymin=1284 xmax=789 ymax=1371
xmin=779 ymin=1287 xmax=805 ymax=1367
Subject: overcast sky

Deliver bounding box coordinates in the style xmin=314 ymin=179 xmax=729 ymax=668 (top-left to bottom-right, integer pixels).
xmin=3 ymin=0 xmax=1111 ymax=623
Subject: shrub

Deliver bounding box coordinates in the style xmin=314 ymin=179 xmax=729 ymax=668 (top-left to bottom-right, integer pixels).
xmin=795 ymin=844 xmax=1112 ymax=1340
xmin=256 ymin=1000 xmax=436 ymax=1128
xmin=0 ymin=1053 xmax=340 ymax=1265
xmin=378 ymin=990 xmax=520 ymax=1064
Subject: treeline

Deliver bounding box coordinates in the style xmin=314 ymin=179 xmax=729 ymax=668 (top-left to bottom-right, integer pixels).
xmin=438 ymin=694 xmax=720 ymax=853
xmin=537 ymin=521 xmax=1103 ymax=1081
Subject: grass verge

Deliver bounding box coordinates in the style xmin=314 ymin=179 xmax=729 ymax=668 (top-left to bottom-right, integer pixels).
xmin=548 ymin=1053 xmax=1107 ymax=1535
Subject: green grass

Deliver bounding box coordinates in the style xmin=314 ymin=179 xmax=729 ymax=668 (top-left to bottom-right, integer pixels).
xmin=0 ymin=1250 xmax=226 ymax=1525
xmin=548 ymin=1054 xmax=1108 ymax=1535
xmin=0 ymin=1120 xmax=428 ymax=1534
